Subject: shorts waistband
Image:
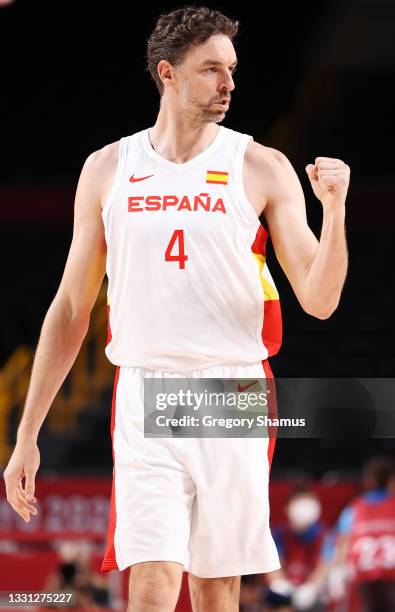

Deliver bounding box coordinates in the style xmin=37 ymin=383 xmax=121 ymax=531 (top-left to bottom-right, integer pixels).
xmin=118 ymin=360 xmax=269 ymax=377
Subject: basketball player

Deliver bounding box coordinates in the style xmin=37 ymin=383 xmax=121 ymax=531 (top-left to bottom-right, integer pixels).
xmin=3 ymin=6 xmax=350 ymax=611
xmin=332 ymin=456 xmax=395 ymax=611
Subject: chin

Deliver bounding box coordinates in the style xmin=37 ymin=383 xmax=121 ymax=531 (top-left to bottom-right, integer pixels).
xmin=202 ymin=111 xmax=226 ymax=123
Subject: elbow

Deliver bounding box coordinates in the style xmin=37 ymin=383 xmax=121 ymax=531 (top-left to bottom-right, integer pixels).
xmin=51 ymin=294 xmax=91 ymax=334
xmin=302 ymin=300 xmax=339 ymax=320
xmin=312 ymin=309 xmax=335 ymax=320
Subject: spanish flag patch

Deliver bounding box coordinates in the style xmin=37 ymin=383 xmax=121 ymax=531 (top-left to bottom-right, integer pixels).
xmin=206 ymin=170 xmax=229 ymax=185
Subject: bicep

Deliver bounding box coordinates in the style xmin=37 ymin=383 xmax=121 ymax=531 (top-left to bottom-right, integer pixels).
xmin=55 ymin=153 xmax=106 ymax=318
xmin=263 ymin=153 xmax=318 ymax=305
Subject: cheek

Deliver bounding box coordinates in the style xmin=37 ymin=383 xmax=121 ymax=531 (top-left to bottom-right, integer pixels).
xmin=196 ymin=74 xmax=215 ymax=92
xmin=190 ymin=82 xmax=212 ymax=103
xmin=180 ymin=76 xmax=213 ymax=106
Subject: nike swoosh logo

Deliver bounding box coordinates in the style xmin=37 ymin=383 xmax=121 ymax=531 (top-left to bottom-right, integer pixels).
xmin=237 ymin=381 xmax=258 ymax=392
xmin=130 ymin=174 xmax=154 ymax=183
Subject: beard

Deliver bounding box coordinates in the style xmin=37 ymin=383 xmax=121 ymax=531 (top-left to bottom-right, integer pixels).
xmin=200 ymin=105 xmax=226 ymax=123
xmin=179 ymin=80 xmax=227 ymax=126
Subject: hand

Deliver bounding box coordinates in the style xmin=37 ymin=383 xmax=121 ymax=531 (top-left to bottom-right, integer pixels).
xmin=291 ymin=581 xmax=319 ymax=610
xmin=269 ymin=578 xmax=295 ymax=597
xmin=305 ymin=157 xmax=350 ymax=211
xmin=326 ymin=563 xmax=353 ymax=601
xmin=3 ymin=439 xmax=40 ymax=522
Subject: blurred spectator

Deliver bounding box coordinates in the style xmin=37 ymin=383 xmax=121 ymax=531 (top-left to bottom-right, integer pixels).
xmin=264 ymin=488 xmax=331 ymax=611
xmin=387 ymin=464 xmax=395 ymax=497
xmin=240 ymin=574 xmax=267 ymax=611
xmin=45 ymin=541 xmax=110 ymax=608
xmin=328 ymin=455 xmax=395 ymax=611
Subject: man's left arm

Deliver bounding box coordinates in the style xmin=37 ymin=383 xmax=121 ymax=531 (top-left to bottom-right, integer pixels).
xmin=261 ymin=149 xmax=350 ymax=319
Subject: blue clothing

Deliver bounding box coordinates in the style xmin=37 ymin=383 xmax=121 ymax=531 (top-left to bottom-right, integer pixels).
xmin=273 ymin=521 xmax=331 ymax=561
xmin=337 ymin=489 xmax=389 ymax=536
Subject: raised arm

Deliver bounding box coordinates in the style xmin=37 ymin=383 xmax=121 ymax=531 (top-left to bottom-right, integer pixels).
xmin=257 ymin=146 xmax=349 ymax=319
xmin=3 ymin=144 xmax=117 ymax=521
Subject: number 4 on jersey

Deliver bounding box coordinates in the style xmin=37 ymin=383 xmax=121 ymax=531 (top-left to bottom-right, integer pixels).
xmin=165 ymin=229 xmax=188 ymax=269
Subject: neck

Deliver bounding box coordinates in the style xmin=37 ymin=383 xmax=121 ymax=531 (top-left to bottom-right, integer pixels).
xmin=148 ymin=99 xmax=221 ymax=164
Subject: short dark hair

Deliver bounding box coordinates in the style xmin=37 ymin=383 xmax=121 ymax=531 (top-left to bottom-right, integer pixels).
xmin=146 ymin=4 xmax=239 ymax=96
xmin=363 ymin=455 xmax=395 ymax=490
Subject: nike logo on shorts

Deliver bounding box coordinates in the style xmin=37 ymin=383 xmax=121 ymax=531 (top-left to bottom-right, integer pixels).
xmin=237 ymin=381 xmax=258 ymax=392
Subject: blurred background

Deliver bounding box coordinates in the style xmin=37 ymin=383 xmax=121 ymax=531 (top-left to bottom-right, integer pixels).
xmin=0 ymin=0 xmax=394 ymax=610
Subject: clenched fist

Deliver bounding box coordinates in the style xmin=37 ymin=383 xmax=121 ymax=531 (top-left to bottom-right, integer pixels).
xmin=305 ymin=157 xmax=350 ymax=211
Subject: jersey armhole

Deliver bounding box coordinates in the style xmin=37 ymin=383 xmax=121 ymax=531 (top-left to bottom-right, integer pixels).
xmin=259 ymin=211 xmax=269 ymax=232
xmin=101 ymin=136 xmax=129 ymax=219
xmin=234 ymin=134 xmax=261 ymax=226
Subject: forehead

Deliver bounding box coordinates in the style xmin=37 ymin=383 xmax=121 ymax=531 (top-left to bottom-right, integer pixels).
xmin=185 ymin=34 xmax=237 ymax=65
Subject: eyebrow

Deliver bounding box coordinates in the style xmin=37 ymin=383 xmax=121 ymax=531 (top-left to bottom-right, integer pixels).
xmin=200 ymin=59 xmax=238 ymax=68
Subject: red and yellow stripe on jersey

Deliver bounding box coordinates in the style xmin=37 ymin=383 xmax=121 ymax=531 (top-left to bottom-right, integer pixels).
xmin=106 ymin=295 xmax=112 ymax=345
xmin=251 ymin=225 xmax=282 ymax=357
xmin=251 ymin=223 xmax=282 ymax=468
xmin=206 ymin=170 xmax=229 ymax=185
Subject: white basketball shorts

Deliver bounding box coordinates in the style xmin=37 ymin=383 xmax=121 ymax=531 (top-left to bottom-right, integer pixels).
xmin=101 ymin=360 xmax=280 ymax=578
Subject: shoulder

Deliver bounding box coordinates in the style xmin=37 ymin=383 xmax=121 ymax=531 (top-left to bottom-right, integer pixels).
xmin=245 ymin=139 xmax=299 ymax=186
xmin=244 ymin=139 xmax=297 ymax=199
xmin=336 ymin=504 xmax=356 ymax=535
xmin=240 ymin=138 xmax=296 ymax=218
xmin=244 ymin=139 xmax=290 ymax=174
xmin=85 ymin=140 xmax=120 ymax=176
xmin=83 ymin=140 xmax=121 ymax=211
xmin=245 ymin=138 xmax=304 ymax=209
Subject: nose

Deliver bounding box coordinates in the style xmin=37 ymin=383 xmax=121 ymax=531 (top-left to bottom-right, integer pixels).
xmin=226 ymin=72 xmax=236 ymax=92
xmin=220 ymin=69 xmax=235 ymax=92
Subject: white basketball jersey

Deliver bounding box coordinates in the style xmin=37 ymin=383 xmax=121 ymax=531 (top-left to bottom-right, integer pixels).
xmin=102 ymin=124 xmax=282 ymax=371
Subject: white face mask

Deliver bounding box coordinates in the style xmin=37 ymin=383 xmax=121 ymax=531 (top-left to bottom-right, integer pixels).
xmin=287 ymin=497 xmax=321 ymax=531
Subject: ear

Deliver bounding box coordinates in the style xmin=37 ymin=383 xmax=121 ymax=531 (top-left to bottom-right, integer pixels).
xmin=157 ymin=59 xmax=175 ymax=90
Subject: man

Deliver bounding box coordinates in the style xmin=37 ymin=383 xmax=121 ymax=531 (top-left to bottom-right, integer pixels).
xmin=3 ymin=6 xmax=349 ymax=612
xmin=330 ymin=456 xmax=395 ymax=611
xmin=266 ymin=489 xmax=332 ymax=611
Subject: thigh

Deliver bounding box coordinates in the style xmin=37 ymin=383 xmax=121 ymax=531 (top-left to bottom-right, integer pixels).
xmin=184 ymin=362 xmax=279 ymax=578
xmin=109 ymin=367 xmax=196 ymax=571
xmin=186 ymin=437 xmax=278 ymax=575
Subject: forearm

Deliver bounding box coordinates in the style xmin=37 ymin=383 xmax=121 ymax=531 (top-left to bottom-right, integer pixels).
xmin=303 ymin=205 xmax=348 ymax=318
xmin=17 ymin=298 xmax=90 ymax=442
xmin=306 ymin=560 xmax=329 ymax=588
